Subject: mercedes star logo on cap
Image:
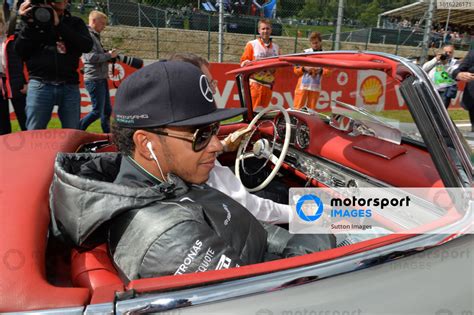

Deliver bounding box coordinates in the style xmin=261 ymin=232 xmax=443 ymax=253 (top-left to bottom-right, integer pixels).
xmin=199 ymin=75 xmax=214 ymax=102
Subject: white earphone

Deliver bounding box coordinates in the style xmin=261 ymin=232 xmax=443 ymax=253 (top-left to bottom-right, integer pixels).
xmin=146 ymin=141 xmax=167 ymax=182
xmin=146 ymin=141 xmax=154 ymax=156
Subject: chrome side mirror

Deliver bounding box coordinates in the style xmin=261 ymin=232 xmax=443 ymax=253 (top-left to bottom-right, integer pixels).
xmin=330 ymin=114 xmax=354 ymax=132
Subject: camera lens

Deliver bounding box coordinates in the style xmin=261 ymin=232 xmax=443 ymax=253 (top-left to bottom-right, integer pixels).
xmin=117 ymin=54 xmax=143 ymax=69
xmin=32 ymin=6 xmax=53 ymax=25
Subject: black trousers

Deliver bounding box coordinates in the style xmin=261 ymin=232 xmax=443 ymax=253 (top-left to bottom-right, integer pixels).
xmin=262 ymin=223 xmax=336 ymax=260
xmin=0 ymin=96 xmax=10 ymax=135
xmin=0 ymin=94 xmax=27 ymax=135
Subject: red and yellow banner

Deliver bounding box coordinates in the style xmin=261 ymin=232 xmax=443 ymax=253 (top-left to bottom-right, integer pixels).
xmin=8 ymin=62 xmax=468 ymax=120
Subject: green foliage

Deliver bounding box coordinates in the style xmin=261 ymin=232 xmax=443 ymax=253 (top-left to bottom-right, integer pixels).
xmin=283 ymin=24 xmax=357 ymax=37
xmin=105 ymin=0 xmax=417 ymax=26
xmin=278 ymin=0 xmax=304 ymax=18
xmin=140 ymin=0 xmax=191 ymax=8
xmin=297 ymin=0 xmax=417 ymax=26
xmin=359 ymin=0 xmax=382 ymax=26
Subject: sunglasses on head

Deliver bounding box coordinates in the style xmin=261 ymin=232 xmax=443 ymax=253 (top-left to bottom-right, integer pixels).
xmin=151 ymin=122 xmax=220 ymax=152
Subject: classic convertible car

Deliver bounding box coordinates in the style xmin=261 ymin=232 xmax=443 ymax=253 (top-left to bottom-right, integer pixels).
xmin=1 ymin=51 xmax=472 ymax=314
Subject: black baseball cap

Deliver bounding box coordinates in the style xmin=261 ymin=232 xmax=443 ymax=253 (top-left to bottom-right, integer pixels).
xmin=113 ymin=61 xmax=247 ymax=128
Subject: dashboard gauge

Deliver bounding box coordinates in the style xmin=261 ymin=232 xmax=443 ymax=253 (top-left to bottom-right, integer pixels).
xmin=290 ymin=116 xmax=299 ymax=125
xmin=276 ymin=115 xmax=296 ymax=139
xmin=296 ymin=123 xmax=310 ymax=149
xmin=276 ymin=115 xmax=287 ymax=139
xmin=276 ymin=114 xmax=300 ymax=143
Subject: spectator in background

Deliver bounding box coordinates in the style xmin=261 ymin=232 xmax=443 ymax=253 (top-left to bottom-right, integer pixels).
xmin=0 ymin=19 xmax=10 ymax=135
xmin=0 ymin=11 xmax=27 ymax=134
xmin=15 ymin=0 xmax=93 ymax=130
xmin=79 ymin=11 xmax=116 ymax=133
xmin=452 ymin=50 xmax=474 ymax=133
xmin=422 ymin=44 xmax=459 ymax=108
xmin=293 ymin=31 xmax=328 ymax=111
xmin=2 ymin=29 xmax=28 ymax=132
xmin=240 ymin=18 xmax=280 ymax=110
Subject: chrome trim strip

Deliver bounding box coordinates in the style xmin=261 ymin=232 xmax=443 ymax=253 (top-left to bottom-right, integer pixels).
xmin=352 ymin=145 xmax=395 ymax=160
xmin=281 ymin=143 xmax=390 ymax=188
xmin=84 ymin=302 xmax=115 ymax=315
xmin=116 ymin=213 xmax=472 ymax=314
xmin=316 ymin=155 xmax=390 ymax=188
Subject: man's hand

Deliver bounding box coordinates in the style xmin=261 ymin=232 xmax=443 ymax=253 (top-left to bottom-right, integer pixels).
xmin=456 ymin=72 xmax=474 ymax=82
xmin=18 ymin=0 xmax=33 ymax=21
xmin=53 ymin=7 xmax=60 ymax=26
xmin=241 ymin=60 xmax=251 ymax=67
xmin=109 ymin=49 xmax=118 ymax=58
xmin=20 ymin=84 xmax=28 ymax=94
xmin=303 ymin=66 xmax=322 ymax=76
xmin=221 ymin=127 xmax=252 ymax=152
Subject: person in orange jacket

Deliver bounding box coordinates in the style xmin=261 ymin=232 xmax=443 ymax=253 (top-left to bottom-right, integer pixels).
xmin=240 ymin=18 xmax=280 ymax=110
xmin=293 ymin=32 xmax=326 ymax=110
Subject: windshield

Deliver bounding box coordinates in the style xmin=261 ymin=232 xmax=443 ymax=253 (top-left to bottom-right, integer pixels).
xmin=243 ymin=52 xmax=472 ymax=185
xmin=251 ymin=64 xmax=426 ymax=145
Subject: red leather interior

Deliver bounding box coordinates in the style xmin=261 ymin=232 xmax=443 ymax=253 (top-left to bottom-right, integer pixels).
xmin=275 ymin=111 xmax=444 ymax=188
xmin=127 ymin=233 xmax=415 ymax=293
xmin=0 ymin=130 xmax=108 ymax=312
xmin=71 ymin=244 xmax=123 ymax=292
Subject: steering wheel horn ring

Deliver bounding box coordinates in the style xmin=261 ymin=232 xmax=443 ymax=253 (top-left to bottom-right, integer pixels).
xmin=235 ymin=105 xmax=291 ymax=192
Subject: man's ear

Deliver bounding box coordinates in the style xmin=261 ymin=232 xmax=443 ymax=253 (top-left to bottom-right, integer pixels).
xmin=133 ymin=130 xmax=155 ymax=161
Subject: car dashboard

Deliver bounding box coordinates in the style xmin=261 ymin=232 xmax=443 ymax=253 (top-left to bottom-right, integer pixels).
xmin=269 ymin=110 xmax=390 ymax=189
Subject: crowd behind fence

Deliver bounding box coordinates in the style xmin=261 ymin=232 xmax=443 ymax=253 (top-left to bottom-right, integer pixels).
xmin=70 ymin=0 xmax=473 ymax=63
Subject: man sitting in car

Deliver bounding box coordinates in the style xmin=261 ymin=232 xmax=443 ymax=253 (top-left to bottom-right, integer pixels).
xmin=49 ymin=61 xmax=335 ymax=281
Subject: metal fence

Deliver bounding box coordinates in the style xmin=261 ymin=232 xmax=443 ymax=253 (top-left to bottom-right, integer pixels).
xmin=70 ymin=0 xmax=473 ymax=63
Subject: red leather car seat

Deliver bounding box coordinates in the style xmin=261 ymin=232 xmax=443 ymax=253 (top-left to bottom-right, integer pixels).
xmin=71 ymin=244 xmax=123 ymax=291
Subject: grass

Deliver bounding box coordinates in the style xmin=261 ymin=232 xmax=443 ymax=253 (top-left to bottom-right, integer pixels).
xmin=10 ymin=118 xmax=104 ymax=133
xmin=376 ymin=109 xmax=469 ymax=123
xmin=9 ymin=109 xmax=469 ymax=133
xmin=282 ymin=24 xmax=358 ymax=38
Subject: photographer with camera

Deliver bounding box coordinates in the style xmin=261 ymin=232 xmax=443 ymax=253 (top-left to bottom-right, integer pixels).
xmin=15 ymin=0 xmax=93 ymax=130
xmin=79 ymin=10 xmax=115 ymax=133
xmin=422 ymin=44 xmax=459 ymax=109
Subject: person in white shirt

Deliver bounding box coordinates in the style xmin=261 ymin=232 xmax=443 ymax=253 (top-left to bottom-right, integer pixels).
xmin=208 ymin=160 xmax=290 ymax=224
xmin=169 ymin=53 xmax=291 ymax=224
xmin=422 ymin=44 xmax=459 ymax=108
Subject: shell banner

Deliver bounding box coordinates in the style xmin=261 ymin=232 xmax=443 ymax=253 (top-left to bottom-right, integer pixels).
xmin=7 ymin=62 xmax=467 ymax=120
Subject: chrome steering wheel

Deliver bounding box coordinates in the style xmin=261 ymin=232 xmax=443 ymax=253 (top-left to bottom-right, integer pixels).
xmin=235 ymin=105 xmax=291 ymax=192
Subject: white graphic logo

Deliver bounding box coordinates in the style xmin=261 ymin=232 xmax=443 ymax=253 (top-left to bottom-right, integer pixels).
xmin=216 ymin=254 xmax=232 ymax=270
xmin=222 ymin=203 xmax=231 ymax=226
xmin=108 ymin=63 xmax=125 ymax=82
xmin=199 ymin=74 xmax=214 ymax=102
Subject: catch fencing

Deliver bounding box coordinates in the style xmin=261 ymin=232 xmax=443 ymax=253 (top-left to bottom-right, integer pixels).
xmin=71 ymin=0 xmax=473 ymax=63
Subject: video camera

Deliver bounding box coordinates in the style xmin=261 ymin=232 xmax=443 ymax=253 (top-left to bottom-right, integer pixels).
xmin=28 ymin=0 xmax=54 ymax=27
xmin=111 ymin=54 xmax=144 ymax=69
xmin=440 ymin=52 xmax=449 ymax=61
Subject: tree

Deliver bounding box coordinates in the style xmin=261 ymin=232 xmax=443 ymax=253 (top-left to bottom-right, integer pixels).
xmin=298 ymin=0 xmax=325 ymax=19
xmin=359 ymin=0 xmax=383 ymax=26
xmin=278 ymin=0 xmax=305 ymax=18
